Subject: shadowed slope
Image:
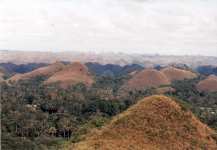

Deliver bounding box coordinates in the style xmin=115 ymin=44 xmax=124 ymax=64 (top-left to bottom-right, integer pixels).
xmin=196 ymin=75 xmax=217 ymax=92
xmin=73 ymin=95 xmax=217 ymax=150
xmin=44 ymin=62 xmax=94 ymax=88
xmin=7 ymin=62 xmax=65 ymax=82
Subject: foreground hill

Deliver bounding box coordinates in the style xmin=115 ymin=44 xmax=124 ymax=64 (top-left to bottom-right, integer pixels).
xmin=196 ymin=75 xmax=217 ymax=92
xmin=161 ymin=67 xmax=197 ymax=81
xmin=121 ymin=69 xmax=170 ymax=91
xmin=7 ymin=62 xmax=65 ymax=83
xmin=44 ymin=62 xmax=94 ymax=88
xmin=73 ymin=95 xmax=217 ymax=150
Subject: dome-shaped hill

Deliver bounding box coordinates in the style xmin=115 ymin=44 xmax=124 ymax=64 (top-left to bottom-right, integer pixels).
xmin=121 ymin=69 xmax=170 ymax=91
xmin=196 ymin=75 xmax=217 ymax=92
xmin=7 ymin=62 xmax=65 ymax=82
xmin=161 ymin=67 xmax=197 ymax=81
xmin=44 ymin=62 xmax=94 ymax=88
xmin=73 ymin=95 xmax=217 ymax=150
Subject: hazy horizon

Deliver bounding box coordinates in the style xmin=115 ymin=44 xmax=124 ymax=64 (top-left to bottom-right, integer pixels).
xmin=1 ymin=49 xmax=217 ymax=58
xmin=0 ymin=0 xmax=217 ymax=56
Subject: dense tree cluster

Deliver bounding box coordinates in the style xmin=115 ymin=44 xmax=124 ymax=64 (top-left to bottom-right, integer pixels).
xmin=197 ymin=65 xmax=217 ymax=76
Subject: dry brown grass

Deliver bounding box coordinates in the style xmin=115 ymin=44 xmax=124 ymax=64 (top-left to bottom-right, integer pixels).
xmin=72 ymin=95 xmax=217 ymax=150
xmin=7 ymin=62 xmax=65 ymax=82
xmin=161 ymin=67 xmax=197 ymax=81
xmin=122 ymin=69 xmax=170 ymax=91
xmin=196 ymin=75 xmax=217 ymax=92
xmin=44 ymin=62 xmax=94 ymax=88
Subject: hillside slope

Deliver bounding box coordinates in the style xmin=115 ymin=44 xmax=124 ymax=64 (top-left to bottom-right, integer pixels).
xmin=196 ymin=75 xmax=217 ymax=92
xmin=44 ymin=62 xmax=94 ymax=88
xmin=73 ymin=95 xmax=217 ymax=150
xmin=7 ymin=62 xmax=65 ymax=82
xmin=161 ymin=67 xmax=197 ymax=81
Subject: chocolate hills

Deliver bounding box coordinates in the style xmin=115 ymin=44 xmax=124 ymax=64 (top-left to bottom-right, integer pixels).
xmin=196 ymin=75 xmax=217 ymax=92
xmin=161 ymin=67 xmax=197 ymax=81
xmin=121 ymin=69 xmax=170 ymax=91
xmin=7 ymin=62 xmax=65 ymax=83
xmin=73 ymin=95 xmax=217 ymax=150
xmin=44 ymin=62 xmax=94 ymax=88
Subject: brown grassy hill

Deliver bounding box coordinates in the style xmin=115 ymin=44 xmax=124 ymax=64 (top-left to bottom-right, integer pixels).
xmin=196 ymin=75 xmax=217 ymax=92
xmin=161 ymin=67 xmax=197 ymax=81
xmin=44 ymin=62 xmax=94 ymax=88
xmin=7 ymin=62 xmax=65 ymax=82
xmin=72 ymin=95 xmax=217 ymax=150
xmin=121 ymin=69 xmax=170 ymax=91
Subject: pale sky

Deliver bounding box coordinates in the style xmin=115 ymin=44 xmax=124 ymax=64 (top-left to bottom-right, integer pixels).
xmin=0 ymin=0 xmax=217 ymax=56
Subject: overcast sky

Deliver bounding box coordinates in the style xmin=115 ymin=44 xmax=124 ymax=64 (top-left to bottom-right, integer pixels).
xmin=0 ymin=0 xmax=217 ymax=56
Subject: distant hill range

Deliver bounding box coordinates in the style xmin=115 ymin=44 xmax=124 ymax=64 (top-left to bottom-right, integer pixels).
xmin=1 ymin=50 xmax=217 ymax=68
xmin=196 ymin=65 xmax=217 ymax=76
xmin=0 ymin=62 xmax=48 ymax=74
xmin=86 ymin=62 xmax=143 ymax=76
xmin=0 ymin=62 xmax=144 ymax=79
